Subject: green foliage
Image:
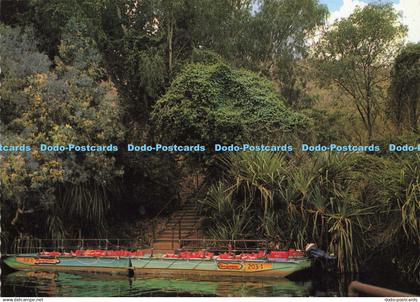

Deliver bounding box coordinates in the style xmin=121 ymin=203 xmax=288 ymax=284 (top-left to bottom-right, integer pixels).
xmin=314 ymin=4 xmax=407 ymax=141
xmin=191 ymin=0 xmax=328 ymax=70
xmin=200 ymin=151 xmax=419 ymax=275
xmin=369 ymin=154 xmax=420 ymax=281
xmin=15 ymin=0 xmax=100 ymax=58
xmin=242 ymin=0 xmax=328 ymax=108
xmin=190 ymin=0 xmax=328 ymax=109
xmin=303 ymin=109 xmax=355 ymax=144
xmin=5 ymin=0 xmax=327 ymax=118
xmin=117 ymin=152 xmax=181 ymax=217
xmin=0 ymin=25 xmax=124 ymax=239
xmin=187 ymin=0 xmax=253 ymax=64
xmin=0 ymin=25 xmax=50 ymax=125
xmin=152 ymin=62 xmax=312 ymax=149
xmin=59 ymin=17 xmax=106 ymax=80
xmin=191 ymin=48 xmax=225 ymax=65
xmin=200 ymin=152 xmax=287 ymax=240
xmin=388 ymin=43 xmax=420 ymax=133
xmin=248 ymin=0 xmax=328 ymax=65
xmin=96 ymin=0 xmax=192 ymax=123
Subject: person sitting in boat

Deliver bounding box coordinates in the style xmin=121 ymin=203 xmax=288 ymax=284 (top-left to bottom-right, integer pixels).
xmin=268 ymin=235 xmax=282 ymax=251
xmin=227 ymin=241 xmax=234 ymax=256
xmin=227 ymin=241 xmax=233 ymax=251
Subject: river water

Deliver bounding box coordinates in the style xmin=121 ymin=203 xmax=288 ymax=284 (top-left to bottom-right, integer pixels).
xmin=2 ymin=268 xmax=419 ymax=297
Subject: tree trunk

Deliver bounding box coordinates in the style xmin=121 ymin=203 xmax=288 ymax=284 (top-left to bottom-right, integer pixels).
xmin=167 ymin=18 xmax=174 ymax=79
xmin=410 ymin=97 xmax=418 ymax=133
xmin=366 ymin=78 xmax=374 ymax=142
xmin=11 ymin=207 xmax=24 ymax=225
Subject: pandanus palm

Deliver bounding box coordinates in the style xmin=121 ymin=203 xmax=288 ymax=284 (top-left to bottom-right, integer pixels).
xmin=200 ymin=151 xmax=417 ymax=276
xmin=220 ymin=152 xmax=286 ymax=220
xmin=201 ymin=152 xmax=286 ymax=239
xmin=399 ymin=158 xmax=420 ymax=243
xmin=383 ymin=155 xmax=420 ymax=278
xmin=57 ymin=180 xmax=112 ymax=237
xmin=200 ymin=182 xmax=254 ymax=240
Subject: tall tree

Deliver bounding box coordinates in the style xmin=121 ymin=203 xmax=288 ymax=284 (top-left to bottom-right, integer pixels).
xmin=95 ymin=0 xmax=198 ymax=127
xmin=388 ymin=43 xmax=420 ymax=133
xmin=238 ymin=0 xmax=328 ymax=108
xmin=247 ymin=0 xmax=327 ymax=72
xmin=314 ymin=4 xmax=406 ymax=141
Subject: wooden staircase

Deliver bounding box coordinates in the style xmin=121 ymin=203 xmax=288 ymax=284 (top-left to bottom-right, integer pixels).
xmin=151 ymin=201 xmax=203 ymax=252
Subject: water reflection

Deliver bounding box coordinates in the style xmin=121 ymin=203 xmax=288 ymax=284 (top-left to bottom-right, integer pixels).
xmin=3 ymin=267 xmax=419 ymax=297
xmin=3 ymin=271 xmax=313 ymax=297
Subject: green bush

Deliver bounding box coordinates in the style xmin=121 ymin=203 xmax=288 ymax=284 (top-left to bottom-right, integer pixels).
xmin=152 ymin=62 xmax=312 ymax=149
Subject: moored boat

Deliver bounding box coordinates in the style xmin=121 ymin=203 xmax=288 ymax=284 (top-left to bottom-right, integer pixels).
xmin=3 ymin=248 xmax=311 ymax=278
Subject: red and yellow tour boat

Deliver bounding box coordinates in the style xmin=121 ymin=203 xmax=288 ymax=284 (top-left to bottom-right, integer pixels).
xmin=4 ymin=247 xmax=312 ymax=278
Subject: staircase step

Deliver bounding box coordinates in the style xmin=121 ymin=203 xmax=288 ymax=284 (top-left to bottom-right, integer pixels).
xmin=159 ymin=230 xmax=196 ymax=234
xmin=166 ymin=222 xmax=198 ymax=225
xmin=159 ymin=231 xmax=197 ymax=237
xmin=167 ymin=219 xmax=199 ymax=223
xmin=151 ymin=200 xmax=204 ymax=245
xmin=168 ymin=227 xmax=197 ymax=230
xmin=156 ymin=225 xmax=199 ymax=231
xmin=158 ymin=237 xmax=197 ymax=240
xmin=159 ymin=234 xmax=196 ymax=238
xmin=171 ymin=218 xmax=200 ymax=222
xmin=162 ymin=228 xmax=197 ymax=232
xmin=166 ymin=221 xmax=199 ymax=225
xmin=171 ymin=216 xmax=199 ymax=220
xmin=158 ymin=231 xmax=197 ymax=236
xmin=172 ymin=213 xmax=198 ymax=217
xmin=171 ymin=217 xmax=199 ymax=221
xmin=160 ymin=226 xmax=197 ymax=231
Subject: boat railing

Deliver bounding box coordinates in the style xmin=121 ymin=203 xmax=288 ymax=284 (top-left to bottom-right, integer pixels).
xmin=8 ymin=237 xmax=287 ymax=256
xmin=144 ymin=238 xmax=270 ymax=255
xmin=7 ymin=238 xmax=146 ymax=255
xmin=179 ymin=238 xmax=269 ymax=252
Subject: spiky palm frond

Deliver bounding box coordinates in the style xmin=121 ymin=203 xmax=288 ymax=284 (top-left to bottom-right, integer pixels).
xmin=57 ymin=181 xmax=111 ymax=236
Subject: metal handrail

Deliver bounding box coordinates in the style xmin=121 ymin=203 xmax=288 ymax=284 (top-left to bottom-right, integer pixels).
xmin=167 ymin=200 xmax=195 ymax=246
xmin=153 ymin=198 xmax=177 ymax=220
xmin=149 ymin=195 xmax=188 ymax=243
xmin=149 ymin=238 xmax=270 ymax=254
xmin=348 ymin=281 xmax=416 ymax=297
xmin=180 ymin=239 xmax=269 ymax=243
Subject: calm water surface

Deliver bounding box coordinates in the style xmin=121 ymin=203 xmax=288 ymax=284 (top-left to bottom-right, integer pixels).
xmin=2 ymin=268 xmax=419 ymax=297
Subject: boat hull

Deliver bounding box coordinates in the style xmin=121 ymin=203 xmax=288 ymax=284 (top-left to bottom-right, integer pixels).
xmin=4 ymin=255 xmax=311 ymax=278
xmin=131 ymin=258 xmax=310 ymax=278
xmin=3 ymin=254 xmax=130 ymax=274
